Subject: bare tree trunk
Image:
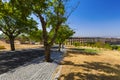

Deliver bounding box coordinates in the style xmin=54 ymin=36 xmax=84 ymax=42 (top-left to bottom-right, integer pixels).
xmin=44 ymin=44 xmax=51 ymax=62
xmin=58 ymin=43 xmax=62 ymax=51
xmin=9 ymin=37 xmax=15 ymax=51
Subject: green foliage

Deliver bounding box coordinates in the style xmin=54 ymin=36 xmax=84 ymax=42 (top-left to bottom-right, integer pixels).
xmin=0 ymin=33 xmax=4 ymax=39
xmin=70 ymin=48 xmax=99 ymax=55
xmin=94 ymin=42 xmax=104 ymax=48
xmin=73 ymin=42 xmax=80 ymax=47
xmin=79 ymin=42 xmax=113 ymax=50
xmin=56 ymin=25 xmax=75 ymax=44
xmin=0 ymin=1 xmax=38 ymax=50
xmin=104 ymin=43 xmax=112 ymax=50
xmin=17 ymin=34 xmax=29 ymax=43
xmin=0 ymin=2 xmax=37 ymax=37
xmin=84 ymin=49 xmax=99 ymax=54
xmin=117 ymin=46 xmax=120 ymax=51
xmin=29 ymin=30 xmax=42 ymax=42
xmin=111 ymin=45 xmax=118 ymax=50
xmin=0 ymin=0 xmax=77 ymax=60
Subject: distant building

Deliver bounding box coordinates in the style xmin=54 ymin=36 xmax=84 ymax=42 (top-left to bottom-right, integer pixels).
xmin=66 ymin=37 xmax=120 ymax=45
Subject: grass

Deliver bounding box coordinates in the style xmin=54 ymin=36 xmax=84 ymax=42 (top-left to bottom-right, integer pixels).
xmin=83 ymin=48 xmax=99 ymax=53
xmin=59 ymin=48 xmax=120 ymax=80
xmin=68 ymin=48 xmax=100 ymax=55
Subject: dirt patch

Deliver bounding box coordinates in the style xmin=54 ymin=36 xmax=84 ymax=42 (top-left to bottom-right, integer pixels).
xmin=59 ymin=49 xmax=120 ymax=80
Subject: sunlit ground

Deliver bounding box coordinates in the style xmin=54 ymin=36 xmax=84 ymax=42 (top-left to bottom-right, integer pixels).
xmin=0 ymin=40 xmax=42 ymax=51
xmin=59 ymin=47 xmax=120 ymax=80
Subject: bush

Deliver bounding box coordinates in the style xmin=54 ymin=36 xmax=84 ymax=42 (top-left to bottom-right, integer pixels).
xmin=117 ymin=47 xmax=120 ymax=51
xmin=73 ymin=42 xmax=80 ymax=47
xmin=0 ymin=46 xmax=6 ymax=50
xmin=111 ymin=46 xmax=118 ymax=50
xmin=104 ymin=43 xmax=112 ymax=50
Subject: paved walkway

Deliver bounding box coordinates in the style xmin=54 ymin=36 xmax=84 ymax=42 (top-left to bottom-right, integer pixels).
xmin=0 ymin=50 xmax=64 ymax=80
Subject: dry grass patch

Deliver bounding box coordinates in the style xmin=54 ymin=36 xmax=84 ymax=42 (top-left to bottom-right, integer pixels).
xmin=0 ymin=46 xmax=6 ymax=50
xmin=59 ymin=49 xmax=120 ymax=80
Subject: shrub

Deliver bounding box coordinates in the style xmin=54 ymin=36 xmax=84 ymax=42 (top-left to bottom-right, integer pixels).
xmin=73 ymin=42 xmax=80 ymax=47
xmin=117 ymin=46 xmax=120 ymax=51
xmin=111 ymin=46 xmax=118 ymax=50
xmin=104 ymin=43 xmax=112 ymax=50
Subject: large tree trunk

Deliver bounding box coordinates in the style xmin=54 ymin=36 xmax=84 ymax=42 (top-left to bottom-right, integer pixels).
xmin=44 ymin=45 xmax=51 ymax=62
xmin=9 ymin=37 xmax=15 ymax=51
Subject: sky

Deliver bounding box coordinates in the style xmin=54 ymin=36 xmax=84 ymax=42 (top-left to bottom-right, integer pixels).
xmin=67 ymin=0 xmax=120 ymax=37
xmin=0 ymin=0 xmax=120 ymax=38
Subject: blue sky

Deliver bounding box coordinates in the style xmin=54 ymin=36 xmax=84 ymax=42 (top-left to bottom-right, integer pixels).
xmin=67 ymin=0 xmax=120 ymax=37
xmin=1 ymin=0 xmax=120 ymax=38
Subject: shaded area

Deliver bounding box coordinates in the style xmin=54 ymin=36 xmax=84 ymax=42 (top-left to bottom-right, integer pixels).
xmin=66 ymin=48 xmax=99 ymax=56
xmin=0 ymin=49 xmax=44 ymax=74
xmin=60 ymin=61 xmax=120 ymax=80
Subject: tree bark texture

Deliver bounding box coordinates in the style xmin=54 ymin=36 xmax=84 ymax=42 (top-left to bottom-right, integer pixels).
xmin=58 ymin=43 xmax=62 ymax=51
xmin=9 ymin=37 xmax=15 ymax=51
xmin=44 ymin=44 xmax=51 ymax=62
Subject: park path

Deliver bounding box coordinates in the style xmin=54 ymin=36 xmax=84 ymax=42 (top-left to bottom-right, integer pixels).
xmin=0 ymin=50 xmax=64 ymax=80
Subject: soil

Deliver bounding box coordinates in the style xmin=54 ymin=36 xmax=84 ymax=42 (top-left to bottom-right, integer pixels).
xmin=59 ymin=48 xmax=120 ymax=80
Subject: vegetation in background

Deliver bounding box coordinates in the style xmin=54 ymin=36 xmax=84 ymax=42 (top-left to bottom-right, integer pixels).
xmin=73 ymin=42 xmax=80 ymax=47
xmin=17 ymin=34 xmax=30 ymax=44
xmin=29 ymin=30 xmax=42 ymax=42
xmin=73 ymin=41 xmax=120 ymax=51
xmin=55 ymin=25 xmax=75 ymax=51
xmin=69 ymin=48 xmax=100 ymax=55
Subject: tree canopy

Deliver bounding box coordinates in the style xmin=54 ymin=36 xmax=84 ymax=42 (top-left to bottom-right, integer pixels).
xmin=56 ymin=25 xmax=75 ymax=51
xmin=0 ymin=1 xmax=37 ymax=50
xmin=0 ymin=0 xmax=78 ymax=62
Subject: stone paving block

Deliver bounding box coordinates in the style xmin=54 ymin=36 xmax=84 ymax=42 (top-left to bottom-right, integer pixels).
xmin=0 ymin=50 xmax=64 ymax=80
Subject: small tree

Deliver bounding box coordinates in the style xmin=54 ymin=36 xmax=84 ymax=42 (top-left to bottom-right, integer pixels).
xmin=0 ymin=1 xmax=37 ymax=51
xmin=55 ymin=25 xmax=74 ymax=51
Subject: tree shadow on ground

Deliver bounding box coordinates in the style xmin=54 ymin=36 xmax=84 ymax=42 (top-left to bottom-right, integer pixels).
xmin=60 ymin=61 xmax=120 ymax=80
xmin=0 ymin=49 xmax=44 ymax=74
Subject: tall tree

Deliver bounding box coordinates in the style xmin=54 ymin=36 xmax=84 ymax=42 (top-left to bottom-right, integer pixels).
xmin=28 ymin=0 xmax=66 ymax=62
xmin=0 ymin=1 xmax=37 ymax=51
xmin=11 ymin=0 xmax=79 ymax=62
xmin=56 ymin=25 xmax=75 ymax=51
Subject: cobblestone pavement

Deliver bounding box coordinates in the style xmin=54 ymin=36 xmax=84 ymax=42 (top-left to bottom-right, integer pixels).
xmin=0 ymin=50 xmax=64 ymax=80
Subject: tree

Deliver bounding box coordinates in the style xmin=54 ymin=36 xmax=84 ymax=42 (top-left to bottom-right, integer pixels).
xmin=18 ymin=0 xmax=66 ymax=62
xmin=0 ymin=1 xmax=37 ymax=51
xmin=56 ymin=25 xmax=75 ymax=51
xmin=10 ymin=0 xmax=79 ymax=62
xmin=17 ymin=34 xmax=30 ymax=44
xmin=29 ymin=30 xmax=42 ymax=42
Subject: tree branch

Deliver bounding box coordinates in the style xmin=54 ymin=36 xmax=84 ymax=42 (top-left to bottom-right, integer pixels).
xmin=38 ymin=14 xmax=48 ymax=45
